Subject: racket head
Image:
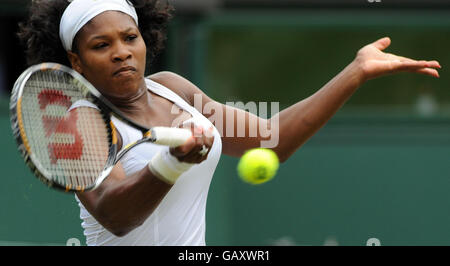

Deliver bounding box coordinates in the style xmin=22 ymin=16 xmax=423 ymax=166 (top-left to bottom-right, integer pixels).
xmin=10 ymin=63 xmax=117 ymax=192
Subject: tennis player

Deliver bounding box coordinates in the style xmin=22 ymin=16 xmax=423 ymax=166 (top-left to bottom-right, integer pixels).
xmin=17 ymin=0 xmax=440 ymax=246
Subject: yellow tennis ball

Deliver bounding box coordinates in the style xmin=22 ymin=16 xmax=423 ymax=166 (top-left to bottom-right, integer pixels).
xmin=237 ymin=148 xmax=279 ymax=185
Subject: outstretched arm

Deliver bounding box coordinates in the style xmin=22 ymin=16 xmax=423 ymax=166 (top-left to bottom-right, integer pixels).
xmin=151 ymin=37 xmax=441 ymax=162
xmin=270 ymin=37 xmax=440 ymax=161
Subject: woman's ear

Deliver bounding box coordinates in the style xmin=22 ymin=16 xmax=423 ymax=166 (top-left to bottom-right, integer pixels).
xmin=67 ymin=51 xmax=83 ymax=74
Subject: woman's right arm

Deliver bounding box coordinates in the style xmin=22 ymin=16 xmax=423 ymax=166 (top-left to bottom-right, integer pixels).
xmin=76 ymin=123 xmax=214 ymax=237
xmin=76 ymin=162 xmax=172 ymax=237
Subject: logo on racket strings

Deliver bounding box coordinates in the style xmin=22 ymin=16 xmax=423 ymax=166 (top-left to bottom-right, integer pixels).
xmin=38 ymin=90 xmax=84 ymax=163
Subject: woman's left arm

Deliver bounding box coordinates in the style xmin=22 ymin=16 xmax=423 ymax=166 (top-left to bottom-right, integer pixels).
xmin=151 ymin=37 xmax=441 ymax=163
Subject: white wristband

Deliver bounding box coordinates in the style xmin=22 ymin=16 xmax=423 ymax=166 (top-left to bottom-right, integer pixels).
xmin=148 ymin=147 xmax=193 ymax=184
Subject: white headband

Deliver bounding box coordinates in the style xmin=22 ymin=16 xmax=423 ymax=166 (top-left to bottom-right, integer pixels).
xmin=59 ymin=0 xmax=139 ymax=51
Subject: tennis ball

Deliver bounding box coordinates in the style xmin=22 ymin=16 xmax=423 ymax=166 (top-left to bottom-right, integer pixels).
xmin=237 ymin=148 xmax=279 ymax=185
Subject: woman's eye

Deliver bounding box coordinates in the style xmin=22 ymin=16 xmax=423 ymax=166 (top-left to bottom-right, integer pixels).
xmin=126 ymin=35 xmax=137 ymax=42
xmin=94 ymin=42 xmax=108 ymax=49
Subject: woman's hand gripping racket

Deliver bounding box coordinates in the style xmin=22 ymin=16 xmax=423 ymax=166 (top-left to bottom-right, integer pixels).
xmin=10 ymin=63 xmax=192 ymax=192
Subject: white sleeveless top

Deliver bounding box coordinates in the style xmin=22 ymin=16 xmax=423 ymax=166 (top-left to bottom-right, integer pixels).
xmin=75 ymin=78 xmax=222 ymax=246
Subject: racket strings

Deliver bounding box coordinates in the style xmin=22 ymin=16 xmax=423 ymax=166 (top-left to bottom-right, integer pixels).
xmin=19 ymin=70 xmax=110 ymax=190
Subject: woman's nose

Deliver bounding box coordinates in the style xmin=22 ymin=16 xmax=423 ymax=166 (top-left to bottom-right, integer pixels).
xmin=112 ymin=42 xmax=132 ymax=62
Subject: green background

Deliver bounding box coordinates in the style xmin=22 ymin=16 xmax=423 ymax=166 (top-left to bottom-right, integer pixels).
xmin=1 ymin=8 xmax=450 ymax=245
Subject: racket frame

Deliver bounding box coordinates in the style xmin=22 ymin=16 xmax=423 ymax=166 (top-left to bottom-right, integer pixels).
xmin=10 ymin=62 xmax=188 ymax=192
xmin=10 ymin=63 xmax=118 ymax=192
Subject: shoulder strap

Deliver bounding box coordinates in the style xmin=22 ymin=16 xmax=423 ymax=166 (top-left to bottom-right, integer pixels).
xmin=145 ymin=78 xmax=200 ymax=117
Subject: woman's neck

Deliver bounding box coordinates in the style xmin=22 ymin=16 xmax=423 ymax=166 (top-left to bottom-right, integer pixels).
xmin=112 ymin=88 xmax=149 ymax=111
xmin=107 ymin=82 xmax=154 ymax=125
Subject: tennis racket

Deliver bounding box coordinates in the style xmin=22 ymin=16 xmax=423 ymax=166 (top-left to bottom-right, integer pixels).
xmin=10 ymin=62 xmax=192 ymax=192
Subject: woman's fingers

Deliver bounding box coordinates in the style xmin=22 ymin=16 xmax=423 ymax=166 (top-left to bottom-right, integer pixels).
xmin=170 ymin=123 xmax=214 ymax=163
xmin=170 ymin=134 xmax=196 ymax=158
xmin=391 ymin=59 xmax=441 ymax=76
xmin=412 ymin=68 xmax=440 ymax=78
xmin=372 ymin=37 xmax=391 ymax=51
xmin=421 ymin=60 xmax=441 ymax=69
xmin=396 ymin=57 xmax=441 ymax=69
xmin=385 ymin=52 xmax=441 ymax=68
xmin=357 ymin=37 xmax=442 ymax=81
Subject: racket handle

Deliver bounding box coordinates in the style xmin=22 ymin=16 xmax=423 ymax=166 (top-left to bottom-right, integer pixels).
xmin=151 ymin=127 xmax=193 ymax=147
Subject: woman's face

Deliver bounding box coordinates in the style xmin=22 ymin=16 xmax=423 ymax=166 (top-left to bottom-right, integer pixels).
xmin=69 ymin=11 xmax=147 ymax=101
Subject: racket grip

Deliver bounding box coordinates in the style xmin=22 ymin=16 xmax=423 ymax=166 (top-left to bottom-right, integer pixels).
xmin=151 ymin=127 xmax=193 ymax=147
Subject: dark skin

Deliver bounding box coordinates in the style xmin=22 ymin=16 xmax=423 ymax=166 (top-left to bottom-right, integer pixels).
xmin=69 ymin=11 xmax=441 ymax=237
xmin=69 ymin=11 xmax=213 ymax=236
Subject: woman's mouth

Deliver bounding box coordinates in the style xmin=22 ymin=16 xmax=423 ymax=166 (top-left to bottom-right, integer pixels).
xmin=113 ymin=66 xmax=137 ymax=76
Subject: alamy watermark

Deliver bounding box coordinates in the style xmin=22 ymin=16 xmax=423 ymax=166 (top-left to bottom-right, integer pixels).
xmin=66 ymin=237 xmax=81 ymax=246
xmin=170 ymin=94 xmax=280 ymax=148
xmin=366 ymin=238 xmax=381 ymax=246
